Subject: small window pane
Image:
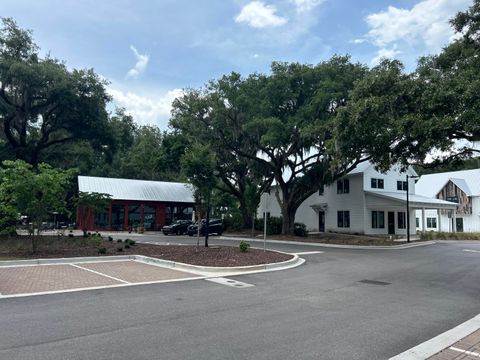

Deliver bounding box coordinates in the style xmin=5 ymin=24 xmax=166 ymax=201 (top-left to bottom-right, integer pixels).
xmin=378 ymin=179 xmax=384 ymax=189
xmin=344 ymin=179 xmax=349 ymax=193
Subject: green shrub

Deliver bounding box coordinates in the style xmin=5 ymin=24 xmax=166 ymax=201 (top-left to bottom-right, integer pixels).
xmin=223 ymin=213 xmax=244 ymax=232
xmin=68 ymin=233 xmax=74 ymax=238
xmin=97 ymin=247 xmax=107 ymax=254
xmin=108 ymin=236 xmax=113 ymax=242
xmin=125 ymin=244 xmax=130 ymax=249
xmin=255 ymin=216 xmax=283 ymax=235
xmin=239 ymin=240 xmax=250 ymax=252
xmin=129 ymin=240 xmax=136 ymax=246
xmin=117 ymin=239 xmax=123 ymax=243
xmin=294 ymin=223 xmax=308 ymax=237
xmin=116 ymin=246 xmax=123 ymax=252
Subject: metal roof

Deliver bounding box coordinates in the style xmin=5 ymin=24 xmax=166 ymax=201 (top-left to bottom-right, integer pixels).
xmin=78 ymin=176 xmax=195 ymax=203
xmin=365 ymin=191 xmax=457 ymax=209
xmin=416 ymin=168 xmax=480 ymax=198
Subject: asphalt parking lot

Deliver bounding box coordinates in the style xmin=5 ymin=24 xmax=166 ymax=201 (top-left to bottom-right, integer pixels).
xmin=0 ymin=235 xmax=479 ymax=360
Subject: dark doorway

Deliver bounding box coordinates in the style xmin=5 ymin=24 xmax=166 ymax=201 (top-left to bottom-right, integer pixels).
xmin=456 ymin=218 xmax=464 ymax=232
xmin=388 ymin=212 xmax=395 ymax=234
xmin=318 ymin=211 xmax=325 ymax=232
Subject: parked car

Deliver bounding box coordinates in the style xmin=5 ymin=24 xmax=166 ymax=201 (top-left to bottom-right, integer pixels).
xmin=162 ymin=220 xmax=193 ymax=235
xmin=187 ymin=219 xmax=223 ymax=236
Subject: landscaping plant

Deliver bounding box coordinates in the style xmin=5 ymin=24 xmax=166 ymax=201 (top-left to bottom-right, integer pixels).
xmin=239 ymin=240 xmax=250 ymax=252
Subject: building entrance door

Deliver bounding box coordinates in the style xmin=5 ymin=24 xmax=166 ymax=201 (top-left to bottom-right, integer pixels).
xmin=388 ymin=212 xmax=395 ymax=234
xmin=318 ymin=211 xmax=325 ymax=232
xmin=456 ymin=218 xmax=464 ymax=232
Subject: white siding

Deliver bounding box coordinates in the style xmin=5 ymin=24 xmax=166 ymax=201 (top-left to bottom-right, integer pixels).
xmin=365 ymin=194 xmax=416 ymax=235
xmin=362 ymin=165 xmax=417 ymax=194
xmin=415 ymin=196 xmax=480 ymax=233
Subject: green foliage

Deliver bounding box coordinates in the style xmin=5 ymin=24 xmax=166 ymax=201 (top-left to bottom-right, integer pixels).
xmin=75 ymin=191 xmax=111 ymax=234
xmin=124 ymin=244 xmax=130 ymax=249
xmin=116 ymin=246 xmax=123 ymax=252
xmin=97 ymin=247 xmax=107 ymax=254
xmin=255 ymin=216 xmax=283 ymax=235
xmin=117 ymin=239 xmax=122 ymax=243
xmin=239 ymin=240 xmax=250 ymax=252
xmin=420 ymin=231 xmax=480 ymax=241
xmin=0 ymin=18 xmax=112 ymax=166
xmin=68 ymin=233 xmax=74 ymax=238
xmin=294 ymin=223 xmax=308 ymax=237
xmin=108 ymin=236 xmax=113 ymax=242
xmin=223 ymin=212 xmax=244 ymax=232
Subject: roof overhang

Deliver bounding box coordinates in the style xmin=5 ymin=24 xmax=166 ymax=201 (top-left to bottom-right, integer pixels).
xmin=365 ymin=191 xmax=457 ymax=209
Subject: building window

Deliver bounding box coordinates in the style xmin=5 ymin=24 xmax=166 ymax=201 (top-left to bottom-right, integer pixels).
xmin=398 ymin=212 xmax=406 ymax=229
xmin=371 ymin=178 xmax=384 ymax=189
xmin=337 ymin=211 xmax=350 ymax=228
xmin=416 ymin=217 xmax=419 ymax=227
xmin=337 ymin=179 xmax=350 ymax=194
xmin=397 ymin=181 xmax=408 ymax=191
xmin=372 ymin=211 xmax=385 ymax=229
xmin=427 ymin=217 xmax=437 ymax=228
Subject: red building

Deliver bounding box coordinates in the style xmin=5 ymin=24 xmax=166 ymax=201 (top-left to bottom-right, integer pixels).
xmin=76 ymin=176 xmax=195 ymax=231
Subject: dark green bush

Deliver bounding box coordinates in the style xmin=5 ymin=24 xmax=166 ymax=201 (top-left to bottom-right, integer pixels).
xmin=125 ymin=244 xmax=130 ymax=249
xmin=223 ymin=213 xmax=244 ymax=232
xmin=116 ymin=246 xmax=123 ymax=252
xmin=129 ymin=240 xmax=136 ymax=246
xmin=108 ymin=236 xmax=113 ymax=242
xmin=68 ymin=233 xmax=74 ymax=238
xmin=117 ymin=239 xmax=123 ymax=243
xmin=255 ymin=216 xmax=283 ymax=235
xmin=294 ymin=223 xmax=308 ymax=237
xmin=239 ymin=240 xmax=250 ymax=252
xmin=97 ymin=247 xmax=107 ymax=254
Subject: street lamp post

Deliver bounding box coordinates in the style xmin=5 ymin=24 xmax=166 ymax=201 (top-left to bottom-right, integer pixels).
xmin=406 ymin=174 xmax=419 ymax=243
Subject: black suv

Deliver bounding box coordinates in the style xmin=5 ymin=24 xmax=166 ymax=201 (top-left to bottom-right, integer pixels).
xmin=162 ymin=220 xmax=193 ymax=235
xmin=187 ymin=219 xmax=223 ymax=236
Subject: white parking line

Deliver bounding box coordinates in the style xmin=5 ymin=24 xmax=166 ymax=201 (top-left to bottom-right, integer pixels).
xmin=206 ymin=277 xmax=254 ymax=288
xmin=450 ymin=346 xmax=480 ymax=357
xmin=69 ymin=263 xmax=130 ymax=284
xmin=463 ymin=249 xmax=480 ymax=253
xmin=293 ymin=251 xmax=324 ymax=255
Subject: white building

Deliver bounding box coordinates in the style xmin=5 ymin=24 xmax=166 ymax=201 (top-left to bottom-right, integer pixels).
xmin=259 ymin=162 xmax=457 ymax=236
xmin=415 ymin=169 xmax=480 ymax=233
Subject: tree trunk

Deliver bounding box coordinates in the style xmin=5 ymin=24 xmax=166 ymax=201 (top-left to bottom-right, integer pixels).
xmin=280 ymin=203 xmax=296 ymax=235
xmin=239 ymin=199 xmax=253 ymax=229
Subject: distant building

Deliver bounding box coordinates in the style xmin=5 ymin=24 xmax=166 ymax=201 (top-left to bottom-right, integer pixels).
xmin=258 ymin=162 xmax=457 ymax=236
xmin=76 ymin=176 xmax=195 ymax=231
xmin=415 ymin=169 xmax=480 ymax=233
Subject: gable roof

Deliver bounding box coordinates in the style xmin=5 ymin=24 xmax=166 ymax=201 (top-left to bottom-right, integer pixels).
xmin=347 ymin=161 xmax=417 ymax=177
xmin=78 ymin=176 xmax=195 ymax=203
xmin=415 ymin=168 xmax=480 ymax=198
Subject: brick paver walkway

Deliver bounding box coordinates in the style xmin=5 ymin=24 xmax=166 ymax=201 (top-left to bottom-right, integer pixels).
xmin=0 ymin=260 xmax=198 ymax=296
xmin=0 ymin=264 xmax=120 ymax=295
xmin=428 ymin=329 xmax=480 ymax=359
xmin=77 ymin=261 xmax=196 ymax=283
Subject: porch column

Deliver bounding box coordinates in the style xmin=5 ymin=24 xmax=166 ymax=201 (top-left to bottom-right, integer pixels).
xmin=437 ymin=209 xmax=442 ymax=232
xmin=422 ymin=208 xmax=426 ymax=232
xmin=108 ymin=204 xmax=112 ymax=230
xmin=124 ymin=205 xmax=129 ymax=231
xmin=453 ymin=208 xmax=457 ymax=233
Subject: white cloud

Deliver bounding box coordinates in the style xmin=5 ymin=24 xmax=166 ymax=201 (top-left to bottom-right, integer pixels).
xmin=108 ymin=87 xmax=183 ymax=129
xmin=351 ymin=38 xmax=366 ymax=44
xmin=235 ymin=1 xmax=287 ymax=28
xmin=126 ymin=45 xmax=149 ymax=79
xmin=290 ymin=0 xmax=325 ymax=12
xmin=365 ymin=0 xmax=470 ymax=54
xmin=371 ymin=46 xmax=402 ymax=65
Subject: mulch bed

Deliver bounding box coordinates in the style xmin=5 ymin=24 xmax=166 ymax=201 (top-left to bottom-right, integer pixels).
xmin=0 ymin=236 xmax=292 ymax=267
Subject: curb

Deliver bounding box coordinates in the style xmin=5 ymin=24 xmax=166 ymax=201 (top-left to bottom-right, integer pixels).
xmin=219 ymin=236 xmax=436 ymax=250
xmin=389 ymin=314 xmax=480 ymax=359
xmin=0 ymin=253 xmax=304 ymax=277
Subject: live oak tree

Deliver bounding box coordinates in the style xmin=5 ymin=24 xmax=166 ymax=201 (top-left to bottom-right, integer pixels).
xmin=173 ymin=57 xmax=370 ymax=235
xmin=0 ymin=18 xmax=112 ymax=166
xmin=171 ymin=73 xmax=273 ymax=230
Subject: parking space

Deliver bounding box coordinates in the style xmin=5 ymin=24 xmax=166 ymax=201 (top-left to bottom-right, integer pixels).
xmin=0 ymin=260 xmax=200 ymax=297
xmin=428 ymin=329 xmax=480 ymax=360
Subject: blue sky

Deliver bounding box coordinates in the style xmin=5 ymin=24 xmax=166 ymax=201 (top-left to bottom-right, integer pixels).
xmin=0 ymin=0 xmax=472 ymax=129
